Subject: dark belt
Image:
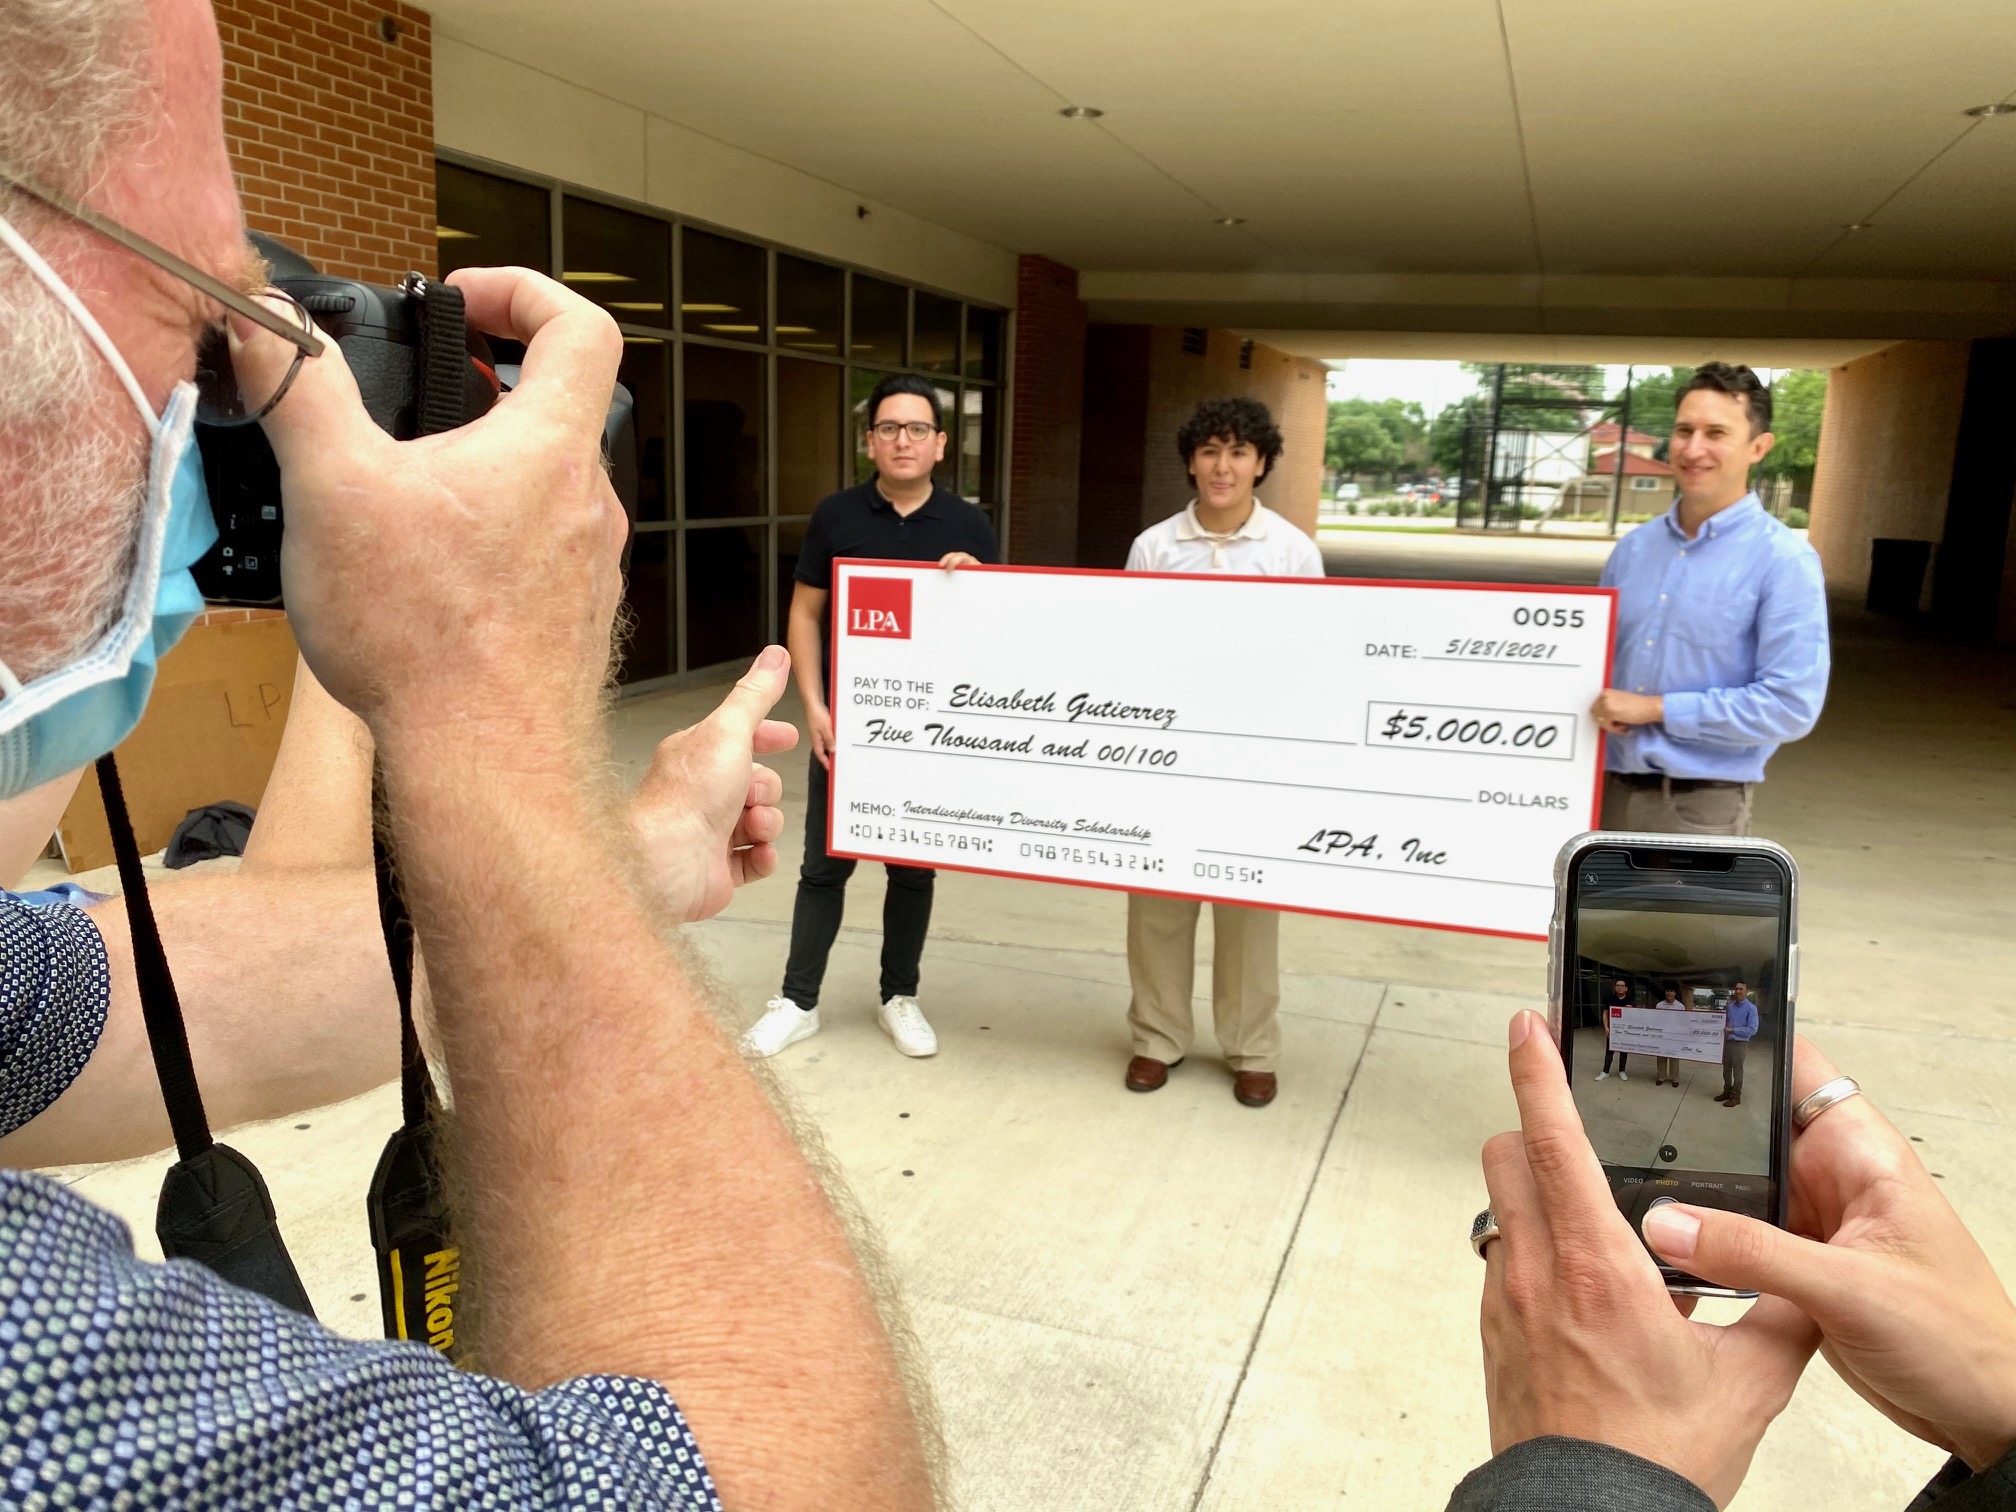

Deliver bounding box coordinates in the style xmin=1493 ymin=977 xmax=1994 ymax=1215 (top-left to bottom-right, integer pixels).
xmin=1610 ymin=772 xmax=1742 ymax=794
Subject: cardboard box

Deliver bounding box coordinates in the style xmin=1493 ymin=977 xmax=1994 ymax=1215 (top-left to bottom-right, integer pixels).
xmin=59 ymin=616 xmax=300 ymax=871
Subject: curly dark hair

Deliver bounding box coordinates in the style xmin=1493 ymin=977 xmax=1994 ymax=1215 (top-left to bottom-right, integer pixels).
xmin=1176 ymin=396 xmax=1284 ymax=482
xmin=1678 ymin=362 xmax=1772 ymax=435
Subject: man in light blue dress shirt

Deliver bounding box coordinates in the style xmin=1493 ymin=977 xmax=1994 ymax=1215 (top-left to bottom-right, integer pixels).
xmin=1591 ymin=363 xmax=1831 ymax=834
xmin=1718 ymin=981 xmax=1761 ymax=1106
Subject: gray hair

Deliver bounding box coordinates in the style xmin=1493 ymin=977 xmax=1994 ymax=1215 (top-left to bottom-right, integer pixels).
xmin=0 ymin=0 xmax=155 ymax=686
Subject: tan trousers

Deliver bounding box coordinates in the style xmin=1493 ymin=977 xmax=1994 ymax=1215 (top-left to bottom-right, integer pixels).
xmin=1126 ymin=894 xmax=1281 ymax=1073
xmin=1600 ymin=775 xmax=1754 ymax=836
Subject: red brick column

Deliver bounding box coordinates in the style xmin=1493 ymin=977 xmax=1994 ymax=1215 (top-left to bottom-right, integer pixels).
xmin=216 ymin=0 xmax=436 ymax=284
xmin=1008 ymin=254 xmax=1088 ymax=565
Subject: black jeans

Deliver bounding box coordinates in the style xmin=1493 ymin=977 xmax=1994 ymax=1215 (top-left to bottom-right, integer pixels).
xmin=1602 ymin=1048 xmax=1629 ymax=1073
xmin=780 ymin=755 xmax=935 ymax=1010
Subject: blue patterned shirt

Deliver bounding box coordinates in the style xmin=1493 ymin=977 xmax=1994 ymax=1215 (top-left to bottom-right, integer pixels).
xmin=0 ymin=897 xmax=723 ymax=1509
xmin=1599 ymin=493 xmax=1831 ymax=782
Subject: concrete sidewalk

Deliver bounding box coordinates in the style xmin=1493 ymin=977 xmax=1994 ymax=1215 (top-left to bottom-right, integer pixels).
xmin=44 ymin=579 xmax=2016 ymax=1511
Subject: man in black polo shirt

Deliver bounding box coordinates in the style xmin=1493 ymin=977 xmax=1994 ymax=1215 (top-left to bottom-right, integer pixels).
xmin=740 ymin=375 xmax=999 ymax=1060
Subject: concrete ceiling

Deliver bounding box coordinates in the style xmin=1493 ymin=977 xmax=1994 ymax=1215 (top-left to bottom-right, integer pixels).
xmin=423 ymin=0 xmax=2016 ymax=342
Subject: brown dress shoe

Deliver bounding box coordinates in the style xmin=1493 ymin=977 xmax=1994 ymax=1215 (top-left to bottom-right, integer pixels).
xmin=1126 ymin=1055 xmax=1181 ymax=1092
xmin=1233 ymin=1071 xmax=1277 ymax=1108
xmin=1725 ymin=1095 xmax=1741 ymax=1107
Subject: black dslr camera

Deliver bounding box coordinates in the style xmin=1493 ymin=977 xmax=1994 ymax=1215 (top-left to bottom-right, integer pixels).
xmin=195 ymin=266 xmax=637 ymax=606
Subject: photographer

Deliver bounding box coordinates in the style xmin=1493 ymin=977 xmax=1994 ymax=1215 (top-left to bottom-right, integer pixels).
xmin=1450 ymin=1013 xmax=2016 ymax=1510
xmin=0 ymin=1 xmax=936 ymax=1506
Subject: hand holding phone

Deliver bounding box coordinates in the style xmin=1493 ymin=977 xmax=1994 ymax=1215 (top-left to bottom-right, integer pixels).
xmin=1641 ymin=1036 xmax=2016 ymax=1474
xmin=1549 ymin=834 xmax=1797 ymax=1295
xmin=1475 ymin=1011 xmax=1818 ymax=1507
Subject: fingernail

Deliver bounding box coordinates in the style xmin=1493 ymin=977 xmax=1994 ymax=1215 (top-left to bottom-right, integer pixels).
xmin=226 ymin=310 xmax=258 ymax=351
xmin=1508 ymin=1011 xmax=1532 ymax=1048
xmin=1643 ymin=1206 xmax=1700 ymax=1259
xmin=757 ymin=644 xmax=787 ymax=671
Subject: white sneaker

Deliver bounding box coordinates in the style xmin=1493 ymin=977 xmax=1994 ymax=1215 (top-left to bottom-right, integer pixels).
xmin=1595 ymin=1071 xmax=1609 ymax=1080
xmin=1619 ymin=1071 xmax=1630 ymax=1081
xmin=740 ymin=998 xmax=820 ymax=1059
xmin=878 ymin=995 xmax=938 ymax=1057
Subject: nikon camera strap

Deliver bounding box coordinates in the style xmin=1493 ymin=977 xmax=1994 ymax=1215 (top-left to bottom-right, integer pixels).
xmin=94 ymin=754 xmax=316 ymax=1315
xmin=363 ymin=271 xmax=467 ymax=1362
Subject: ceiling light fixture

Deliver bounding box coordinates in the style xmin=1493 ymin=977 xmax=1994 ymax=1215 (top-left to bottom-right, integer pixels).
xmin=1215 ymin=216 xmax=1247 ymax=226
xmin=1058 ymin=105 xmax=1104 ymax=119
xmin=1965 ymin=102 xmax=2016 ymax=117
xmin=1841 ymin=221 xmax=1875 ymax=231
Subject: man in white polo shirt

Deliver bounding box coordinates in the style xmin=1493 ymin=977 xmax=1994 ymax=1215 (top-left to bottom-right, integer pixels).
xmin=1120 ymin=397 xmax=1324 ymax=1108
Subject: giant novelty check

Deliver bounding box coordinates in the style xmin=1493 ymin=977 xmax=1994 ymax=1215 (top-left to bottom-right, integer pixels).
xmin=1608 ymin=1007 xmax=1727 ymax=1064
xmin=827 ymin=561 xmax=1616 ymax=938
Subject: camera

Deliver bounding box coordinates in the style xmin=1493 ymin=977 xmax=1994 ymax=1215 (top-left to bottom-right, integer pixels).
xmin=194 ymin=264 xmax=637 ymax=607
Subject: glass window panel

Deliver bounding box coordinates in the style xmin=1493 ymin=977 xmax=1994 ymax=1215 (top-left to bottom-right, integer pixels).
xmin=682 ymin=228 xmax=767 ymax=342
xmin=776 ymin=255 xmax=842 ymax=356
xmin=777 ymin=518 xmax=810 ymax=642
xmin=618 ymin=340 xmax=670 ymax=523
xmin=960 ymin=385 xmax=1000 ymax=502
xmin=964 ymin=305 xmax=1004 ymax=380
xmin=561 ymin=196 xmax=669 ymax=323
xmin=913 ymin=292 xmax=960 ymax=373
xmin=683 ymin=344 xmax=765 ymax=520
xmin=685 ymin=525 xmax=766 ymax=670
xmin=931 ymin=383 xmax=958 ymax=493
xmin=618 ymin=530 xmax=672 ymax=683
xmin=850 ymin=274 xmax=906 ymax=365
xmin=436 ymin=161 xmax=550 ymax=278
xmin=850 ymin=367 xmax=879 ymax=484
xmin=778 ymin=358 xmax=843 ymax=514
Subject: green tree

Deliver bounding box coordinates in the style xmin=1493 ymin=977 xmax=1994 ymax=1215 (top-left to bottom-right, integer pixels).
xmin=1756 ymin=369 xmax=1827 ymax=487
xmin=1603 ymin=367 xmax=1694 ymax=459
xmin=1327 ymin=408 xmax=1403 ymax=476
xmin=1429 ymin=392 xmax=1486 ymax=476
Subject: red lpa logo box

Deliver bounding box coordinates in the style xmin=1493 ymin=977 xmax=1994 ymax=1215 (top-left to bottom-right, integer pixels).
xmin=846 ymin=576 xmax=912 ymax=638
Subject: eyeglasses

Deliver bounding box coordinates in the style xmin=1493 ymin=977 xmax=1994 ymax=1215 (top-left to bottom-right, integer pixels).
xmin=870 ymin=420 xmax=940 ymax=442
xmin=0 ymin=159 xmax=325 ymax=426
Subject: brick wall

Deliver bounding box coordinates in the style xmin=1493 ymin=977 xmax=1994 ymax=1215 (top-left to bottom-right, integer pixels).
xmin=216 ymin=0 xmax=436 ymax=285
xmin=1808 ymin=341 xmax=1970 ymax=605
xmin=1007 ymin=255 xmax=1087 ymax=566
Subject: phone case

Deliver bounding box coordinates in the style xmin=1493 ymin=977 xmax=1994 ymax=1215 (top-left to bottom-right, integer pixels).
xmin=1546 ymin=830 xmax=1800 ymax=1298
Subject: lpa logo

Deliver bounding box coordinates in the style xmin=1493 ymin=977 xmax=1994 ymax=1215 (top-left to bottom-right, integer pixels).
xmin=847 ymin=576 xmax=912 ymax=638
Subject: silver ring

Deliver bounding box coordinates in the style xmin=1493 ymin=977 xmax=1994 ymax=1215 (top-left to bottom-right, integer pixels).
xmin=1470 ymin=1207 xmax=1501 ymax=1259
xmin=1793 ymin=1075 xmax=1862 ymax=1129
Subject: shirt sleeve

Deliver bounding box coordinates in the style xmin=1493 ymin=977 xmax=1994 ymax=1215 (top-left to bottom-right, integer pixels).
xmin=1660 ymin=544 xmax=1831 ymax=748
xmin=0 ymin=899 xmax=111 ymax=1138
xmin=1124 ymin=534 xmax=1151 ymax=573
xmin=1905 ymin=1444 xmax=2016 ymax=1510
xmin=977 ymin=511 xmax=1002 ymax=565
xmin=1444 ymin=1437 xmax=1714 ymax=1512
xmin=0 ymin=1170 xmax=723 ymax=1510
xmin=795 ymin=502 xmax=837 ymax=591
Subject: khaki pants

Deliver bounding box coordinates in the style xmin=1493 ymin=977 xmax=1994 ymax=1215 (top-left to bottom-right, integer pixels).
xmin=1723 ymin=1039 xmax=1748 ymax=1098
xmin=1126 ymin=894 xmax=1281 ymax=1073
xmin=1601 ymin=775 xmax=1754 ymax=836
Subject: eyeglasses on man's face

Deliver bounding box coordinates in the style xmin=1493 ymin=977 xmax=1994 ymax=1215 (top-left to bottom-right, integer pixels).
xmin=870 ymin=420 xmax=940 ymax=443
xmin=0 ymin=159 xmax=325 ymax=426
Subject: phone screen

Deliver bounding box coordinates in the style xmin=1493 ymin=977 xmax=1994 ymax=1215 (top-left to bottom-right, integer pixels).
xmin=1563 ymin=845 xmax=1792 ymax=1252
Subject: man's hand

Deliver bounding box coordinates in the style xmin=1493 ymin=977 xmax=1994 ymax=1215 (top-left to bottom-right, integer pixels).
xmin=238 ymin=267 xmax=628 ymax=745
xmin=1643 ymin=1037 xmax=2016 ymax=1473
xmin=1591 ymin=689 xmax=1663 ymax=735
xmin=1478 ymin=1011 xmax=1817 ymax=1507
xmin=630 ymin=648 xmax=798 ymax=922
xmin=804 ymin=700 xmax=837 ymax=771
xmin=938 ymin=551 xmax=981 ymax=572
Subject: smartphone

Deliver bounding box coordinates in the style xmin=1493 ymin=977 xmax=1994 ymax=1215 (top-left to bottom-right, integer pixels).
xmin=1547 ymin=832 xmax=1798 ymax=1297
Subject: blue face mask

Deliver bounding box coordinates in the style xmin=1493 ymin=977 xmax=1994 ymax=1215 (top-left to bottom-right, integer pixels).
xmin=0 ymin=213 xmax=218 ymax=799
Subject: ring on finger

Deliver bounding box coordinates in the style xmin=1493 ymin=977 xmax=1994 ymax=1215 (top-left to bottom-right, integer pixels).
xmin=1470 ymin=1207 xmax=1502 ymax=1259
xmin=1793 ymin=1075 xmax=1861 ymax=1129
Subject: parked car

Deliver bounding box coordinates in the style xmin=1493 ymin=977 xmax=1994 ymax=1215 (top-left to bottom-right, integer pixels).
xmin=1334 ymin=482 xmax=1361 ymax=501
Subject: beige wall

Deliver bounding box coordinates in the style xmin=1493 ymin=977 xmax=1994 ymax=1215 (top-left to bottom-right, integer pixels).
xmin=1807 ymin=341 xmax=1970 ymax=602
xmin=431 ymin=37 xmax=1017 ymax=305
xmin=1139 ymin=329 xmax=1327 ymax=539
